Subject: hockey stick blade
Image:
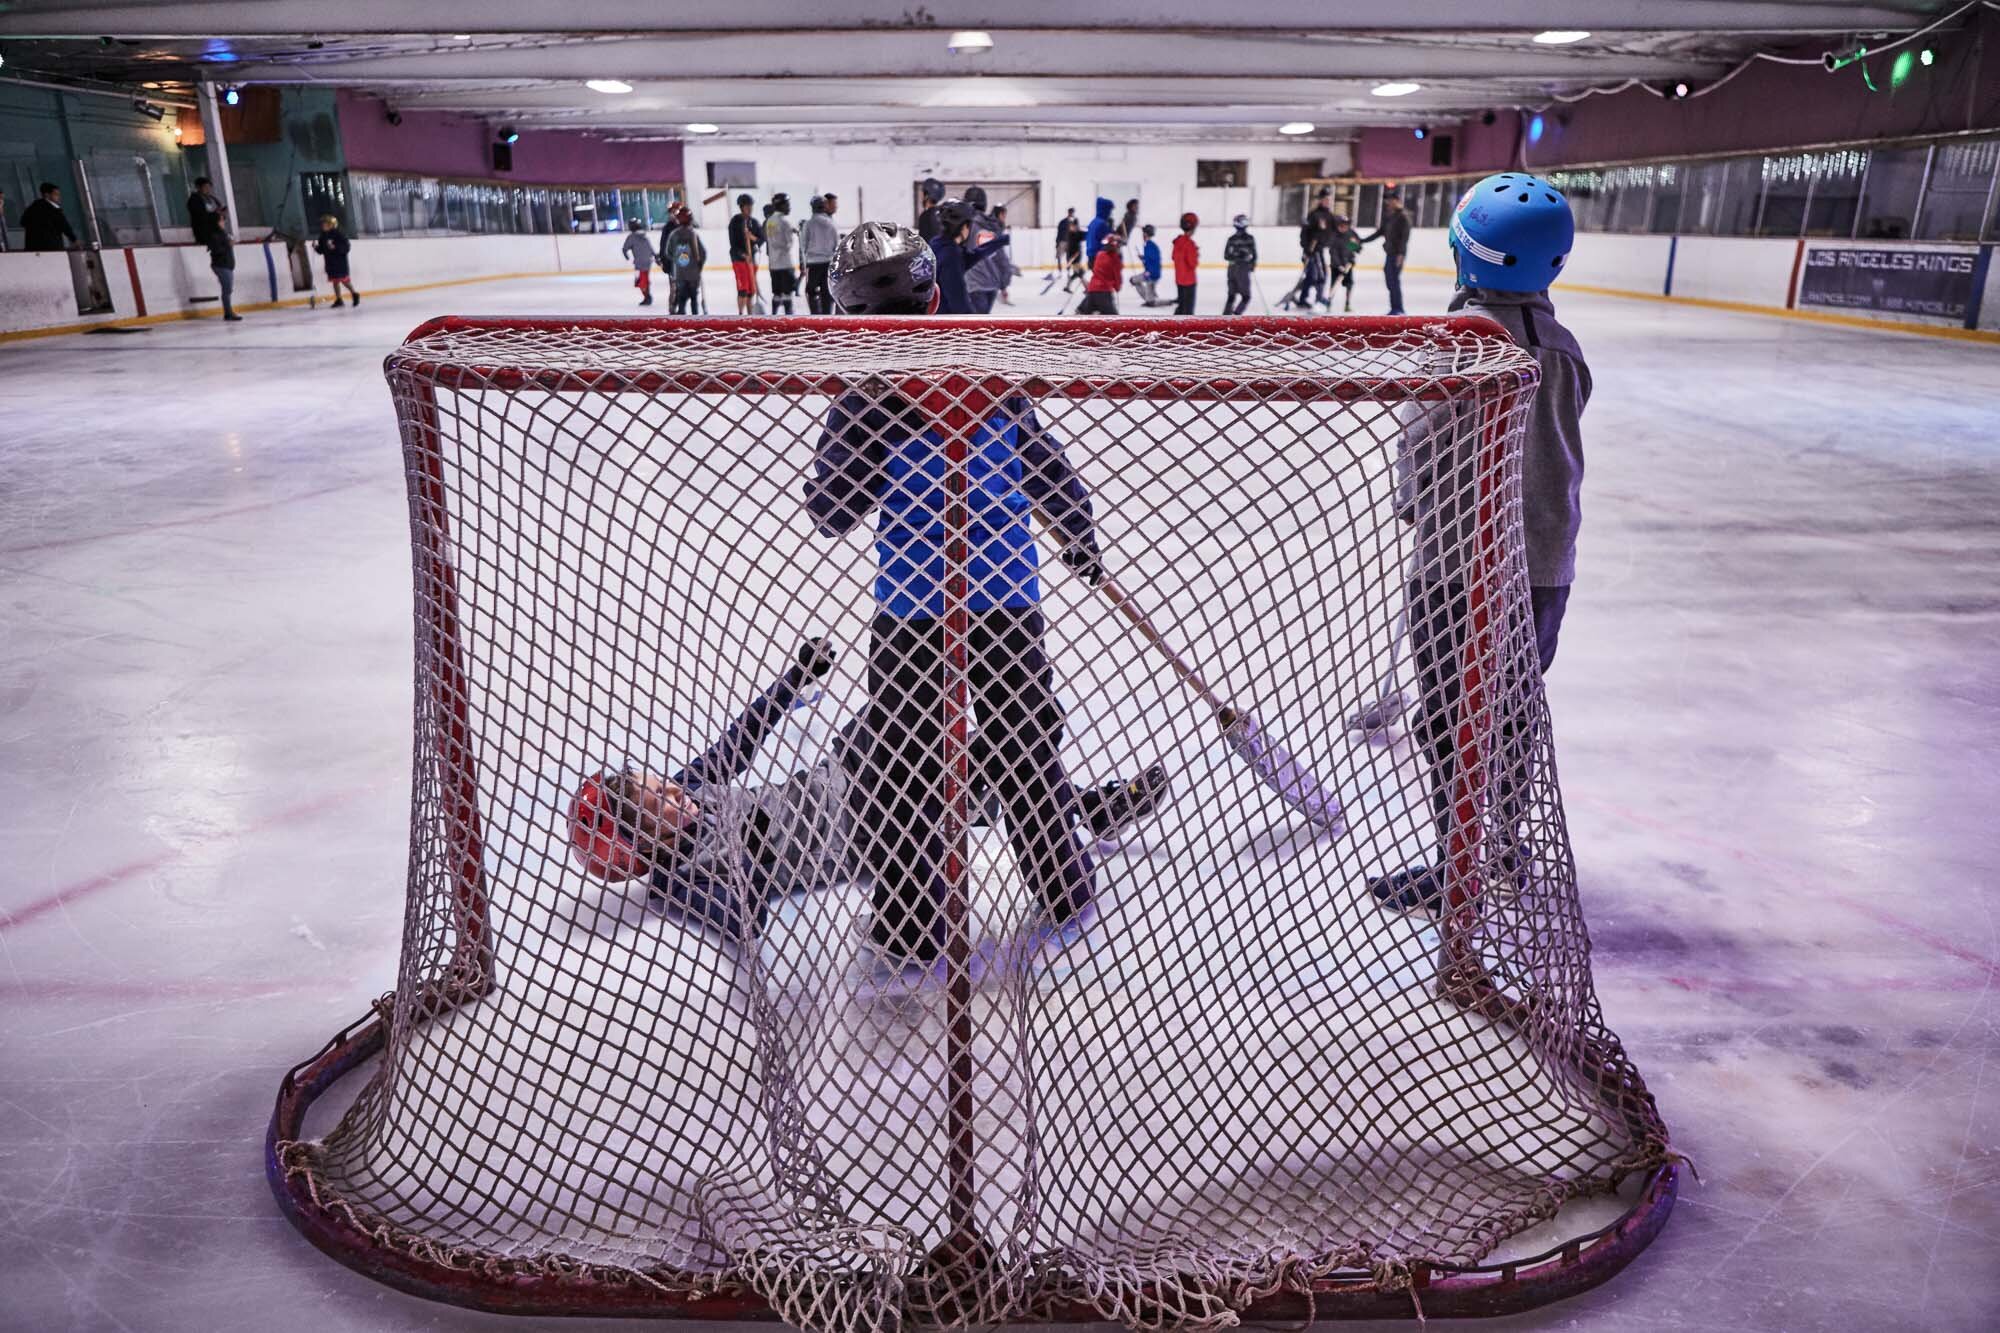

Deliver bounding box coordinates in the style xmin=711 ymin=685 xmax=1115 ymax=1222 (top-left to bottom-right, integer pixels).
xmin=1221 ymin=709 xmax=1345 ymax=833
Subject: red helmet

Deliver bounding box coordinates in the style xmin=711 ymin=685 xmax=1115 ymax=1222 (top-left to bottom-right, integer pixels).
xmin=1180 ymin=212 xmax=1199 ymax=229
xmin=568 ymin=772 xmax=646 ymax=882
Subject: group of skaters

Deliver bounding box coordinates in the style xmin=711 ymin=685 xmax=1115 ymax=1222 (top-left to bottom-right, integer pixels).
xmin=620 ymin=191 xmax=847 ymax=315
xmin=572 ymin=169 xmax=1592 ymax=967
xmin=614 ymin=179 xmax=1416 ymax=321
xmin=1048 ymin=184 xmax=1411 ymax=318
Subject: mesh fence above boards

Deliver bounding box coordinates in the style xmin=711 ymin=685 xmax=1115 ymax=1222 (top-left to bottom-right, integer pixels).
xmin=268 ymin=316 xmax=1672 ymax=1332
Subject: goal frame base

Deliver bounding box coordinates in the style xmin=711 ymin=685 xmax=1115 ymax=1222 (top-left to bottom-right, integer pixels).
xmin=268 ymin=1006 xmax=1677 ymax=1322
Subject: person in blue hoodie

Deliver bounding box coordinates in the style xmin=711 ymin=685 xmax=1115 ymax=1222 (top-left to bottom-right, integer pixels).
xmin=926 ymin=197 xmax=1009 ymax=315
xmin=809 ymin=220 xmax=1106 ymax=967
xmin=1082 ymin=195 xmax=1115 ymax=265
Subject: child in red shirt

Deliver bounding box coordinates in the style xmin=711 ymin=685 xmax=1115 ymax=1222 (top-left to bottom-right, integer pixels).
xmin=1077 ymin=230 xmax=1123 ymax=315
xmin=1171 ymin=212 xmax=1200 ymax=315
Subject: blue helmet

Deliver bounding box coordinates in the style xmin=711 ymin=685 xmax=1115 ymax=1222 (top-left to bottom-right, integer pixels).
xmin=1449 ymin=172 xmax=1575 ymax=292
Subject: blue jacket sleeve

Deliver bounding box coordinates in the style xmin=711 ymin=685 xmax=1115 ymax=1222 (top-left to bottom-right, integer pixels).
xmin=804 ymin=393 xmax=888 ymax=536
xmin=1010 ymin=397 xmax=1099 ymax=555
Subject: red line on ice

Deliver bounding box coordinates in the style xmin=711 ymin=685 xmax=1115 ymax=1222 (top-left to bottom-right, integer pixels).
xmin=0 ymin=785 xmax=375 ymax=933
xmin=1574 ymin=794 xmax=2000 ymax=986
xmin=0 ymin=479 xmax=376 ymax=557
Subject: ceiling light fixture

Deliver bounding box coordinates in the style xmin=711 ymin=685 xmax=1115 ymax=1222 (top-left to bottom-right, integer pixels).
xmin=452 ymin=34 xmax=472 ymax=41
xmin=685 ymin=122 xmax=719 ymax=134
xmin=1533 ymin=31 xmax=1591 ymax=45
xmin=586 ymin=79 xmax=633 ymax=94
xmin=222 ymin=85 xmax=241 ymax=106
xmin=1371 ymin=81 xmax=1421 ymax=97
xmin=498 ymin=125 xmax=519 ymax=144
xmin=1278 ymin=121 xmax=1314 ymax=135
xmin=946 ymin=30 xmax=994 ymax=55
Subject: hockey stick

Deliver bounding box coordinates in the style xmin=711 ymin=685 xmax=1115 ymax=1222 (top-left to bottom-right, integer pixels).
xmin=1345 ymin=605 xmax=1409 ymax=737
xmin=1093 ymin=571 xmax=1343 ymax=832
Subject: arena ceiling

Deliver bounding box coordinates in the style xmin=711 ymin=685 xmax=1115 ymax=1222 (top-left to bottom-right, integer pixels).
xmin=0 ymin=0 xmax=1963 ymax=144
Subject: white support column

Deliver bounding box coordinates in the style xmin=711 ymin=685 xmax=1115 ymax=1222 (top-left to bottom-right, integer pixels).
xmin=196 ymin=81 xmax=241 ymax=241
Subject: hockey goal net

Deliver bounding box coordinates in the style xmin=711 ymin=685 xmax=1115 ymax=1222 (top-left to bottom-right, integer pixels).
xmin=269 ymin=315 xmax=1672 ymax=1329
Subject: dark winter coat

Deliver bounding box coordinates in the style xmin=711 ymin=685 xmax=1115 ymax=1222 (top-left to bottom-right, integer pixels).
xmin=313 ymin=227 xmax=352 ymax=279
xmin=187 ymin=192 xmax=229 ymax=245
xmin=727 ymin=213 xmax=764 ymax=263
xmin=927 ymin=231 xmax=1007 ymax=315
xmin=1364 ymin=208 xmax=1412 ymax=257
xmin=21 ymin=197 xmax=75 ymax=252
xmin=1223 ymin=230 xmax=1257 ymax=267
xmin=1083 ymin=197 xmax=1115 ymax=262
xmin=664 ymin=224 xmax=706 ymax=281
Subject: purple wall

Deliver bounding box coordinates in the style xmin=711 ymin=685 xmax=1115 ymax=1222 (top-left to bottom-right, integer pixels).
xmin=335 ymin=90 xmax=684 ymax=184
xmin=1355 ymin=9 xmax=1999 ymax=179
xmin=1529 ymin=10 xmax=2000 ymax=169
xmin=1355 ymin=112 xmax=1521 ymax=179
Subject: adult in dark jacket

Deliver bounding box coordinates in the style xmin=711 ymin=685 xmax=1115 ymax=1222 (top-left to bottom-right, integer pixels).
xmin=927 ymin=199 xmax=1008 ymax=315
xmin=187 ymin=178 xmax=240 ymax=320
xmin=187 ymin=177 xmax=228 ymax=246
xmin=21 ymin=182 xmax=76 ymax=252
xmin=1361 ymin=190 xmax=1413 ymax=315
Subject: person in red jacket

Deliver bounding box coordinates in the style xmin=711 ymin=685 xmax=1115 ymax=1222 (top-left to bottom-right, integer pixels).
xmin=1171 ymin=212 xmax=1200 ymax=315
xmin=1076 ymin=228 xmax=1123 ymax=314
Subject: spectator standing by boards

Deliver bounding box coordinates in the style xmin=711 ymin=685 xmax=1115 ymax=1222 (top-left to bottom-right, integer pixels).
xmin=22 ymin=182 xmax=77 ymax=252
xmin=1361 ymin=189 xmax=1412 ymax=315
xmin=187 ymin=177 xmax=240 ymax=321
xmin=314 ymin=214 xmax=359 ymax=307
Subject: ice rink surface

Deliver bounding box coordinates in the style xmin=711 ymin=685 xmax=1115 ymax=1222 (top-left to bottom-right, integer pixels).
xmin=2 ymin=259 xmax=1996 ymax=1333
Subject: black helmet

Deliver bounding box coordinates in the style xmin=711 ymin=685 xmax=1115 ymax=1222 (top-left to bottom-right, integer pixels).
xmin=937 ymin=197 xmax=973 ymax=234
xmin=921 ymin=177 xmax=945 ymax=203
xmin=809 ymin=195 xmax=827 ymax=214
xmin=772 ymin=191 xmax=791 ymax=213
xmin=736 ymin=192 xmax=753 ymax=208
xmin=830 ymin=222 xmax=937 ymax=315
xmin=962 ymin=184 xmax=988 ymax=211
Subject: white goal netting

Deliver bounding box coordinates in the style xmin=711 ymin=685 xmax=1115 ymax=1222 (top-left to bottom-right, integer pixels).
xmin=270 ymin=315 xmax=1669 ymax=1330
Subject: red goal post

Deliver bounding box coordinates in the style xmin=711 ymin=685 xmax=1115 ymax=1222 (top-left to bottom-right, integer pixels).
xmin=269 ymin=315 xmax=1673 ymax=1328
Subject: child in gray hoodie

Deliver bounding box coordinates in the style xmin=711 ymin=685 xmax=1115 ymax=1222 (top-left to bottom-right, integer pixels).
xmin=1372 ymin=172 xmax=1588 ymax=917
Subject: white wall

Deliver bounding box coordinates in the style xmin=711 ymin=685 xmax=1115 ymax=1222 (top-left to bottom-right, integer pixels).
xmin=677 ymin=139 xmax=1352 ymax=236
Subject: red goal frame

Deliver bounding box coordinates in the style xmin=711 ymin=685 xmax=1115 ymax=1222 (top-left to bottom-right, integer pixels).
xmin=268 ymin=314 xmax=1675 ymax=1322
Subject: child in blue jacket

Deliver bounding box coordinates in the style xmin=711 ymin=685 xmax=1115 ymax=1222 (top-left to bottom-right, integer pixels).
xmin=807 ymin=221 xmax=1106 ymax=965
xmin=1132 ymin=224 xmax=1165 ymax=306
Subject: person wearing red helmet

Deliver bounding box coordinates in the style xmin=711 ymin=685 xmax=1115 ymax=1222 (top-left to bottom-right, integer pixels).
xmin=1076 ymin=228 xmax=1123 ymax=315
xmin=1171 ymin=212 xmax=1200 ymax=315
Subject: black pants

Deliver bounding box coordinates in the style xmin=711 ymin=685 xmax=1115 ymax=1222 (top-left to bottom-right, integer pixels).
xmin=1223 ymin=266 xmax=1252 ymax=315
xmin=671 ymin=280 xmax=702 ymax=315
xmin=1383 ymin=253 xmax=1406 ymax=315
xmin=1174 ymin=283 xmax=1196 ymax=315
xmin=968 ymin=290 xmax=995 ymax=314
xmin=770 ymin=267 xmax=797 ymax=314
xmin=805 ymin=262 xmax=832 ymax=314
xmin=1408 ymin=582 xmax=1569 ymax=858
xmin=1075 ymin=290 xmax=1117 ymax=315
xmin=850 ymin=609 xmax=1093 ymax=960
